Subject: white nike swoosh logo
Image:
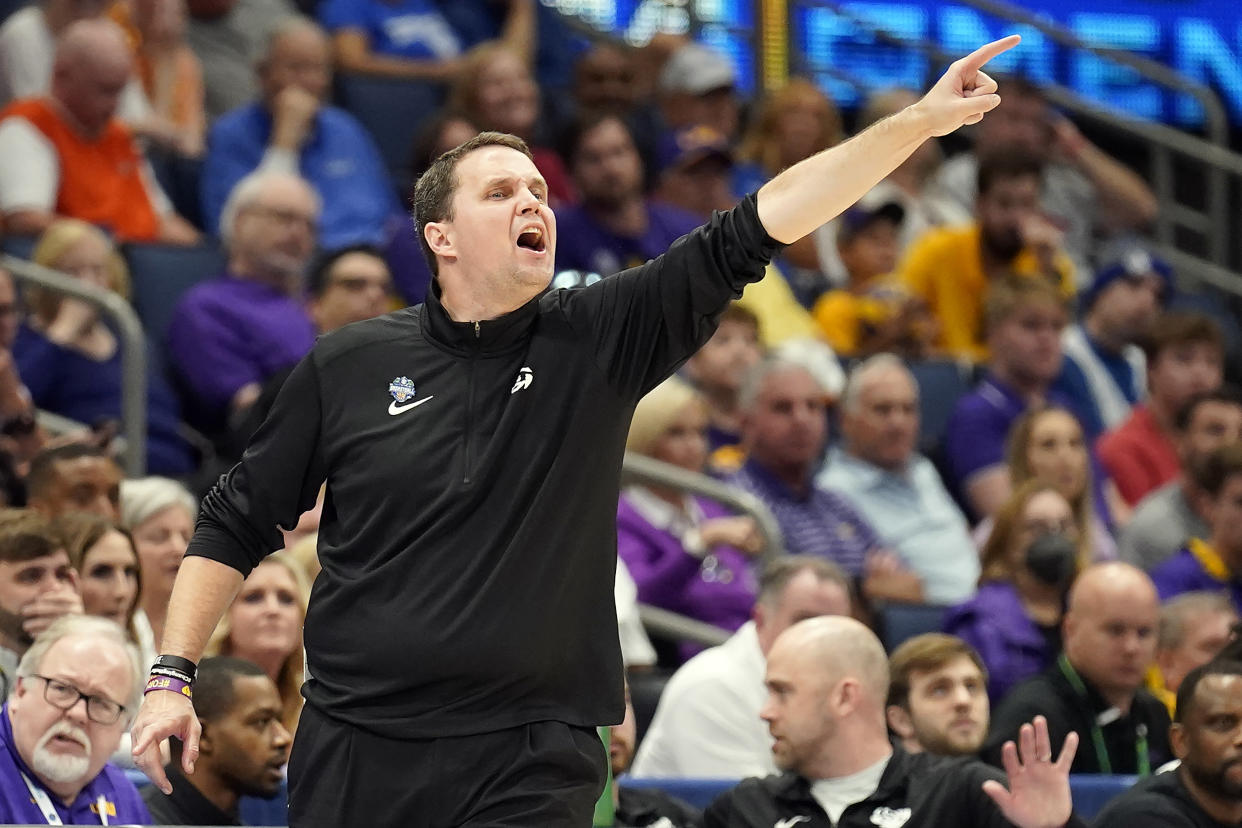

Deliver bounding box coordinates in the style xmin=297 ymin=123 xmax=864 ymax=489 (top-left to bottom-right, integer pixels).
xmin=775 ymin=818 xmax=810 ymax=828
xmin=388 ymin=396 xmax=434 ymax=416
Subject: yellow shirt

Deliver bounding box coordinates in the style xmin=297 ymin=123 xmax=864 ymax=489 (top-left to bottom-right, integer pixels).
xmin=737 ymin=265 xmax=822 ymax=348
xmin=811 ymin=278 xmax=911 ymax=356
xmin=898 ymin=224 xmax=1075 ymax=362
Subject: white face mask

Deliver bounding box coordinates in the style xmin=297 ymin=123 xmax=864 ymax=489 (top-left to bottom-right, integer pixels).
xmin=30 ymin=720 xmax=92 ymax=784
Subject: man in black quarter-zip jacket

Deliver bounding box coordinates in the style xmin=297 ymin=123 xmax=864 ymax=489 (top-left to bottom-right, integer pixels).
xmin=130 ymin=35 xmax=1024 ymax=828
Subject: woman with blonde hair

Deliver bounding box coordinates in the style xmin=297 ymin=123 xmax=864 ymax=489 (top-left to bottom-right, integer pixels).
xmin=945 ymin=480 xmax=1083 ymax=702
xmin=734 ymin=78 xmax=843 ymax=193
xmin=447 ymin=41 xmax=573 ymax=204
xmin=618 ymin=377 xmax=762 ymax=660
xmin=15 ymin=219 xmax=195 ymax=474
xmin=204 ymin=551 xmax=309 ymax=733
xmin=59 ymin=511 xmax=143 ymax=642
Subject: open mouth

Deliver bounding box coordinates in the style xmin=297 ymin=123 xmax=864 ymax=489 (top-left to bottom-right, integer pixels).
xmin=516 ymin=227 xmax=546 ymax=254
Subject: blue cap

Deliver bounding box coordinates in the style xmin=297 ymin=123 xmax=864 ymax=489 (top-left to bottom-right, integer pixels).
xmin=655 ymin=126 xmax=733 ymax=175
xmin=1082 ymin=246 xmax=1174 ymax=310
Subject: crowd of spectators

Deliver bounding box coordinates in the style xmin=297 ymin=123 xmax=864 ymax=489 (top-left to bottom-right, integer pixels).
xmin=0 ymin=0 xmax=1240 ymax=822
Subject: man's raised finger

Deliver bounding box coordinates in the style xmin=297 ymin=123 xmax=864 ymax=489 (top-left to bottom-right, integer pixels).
xmin=959 ymin=35 xmax=1021 ymax=74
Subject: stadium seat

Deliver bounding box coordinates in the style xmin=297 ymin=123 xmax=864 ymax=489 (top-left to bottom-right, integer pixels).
xmin=333 ymin=74 xmax=446 ymax=194
xmin=1067 ymin=774 xmax=1138 ymax=818
xmin=619 ymin=776 xmax=735 ymax=809
xmin=906 ymin=358 xmax=971 ymax=457
xmin=1 ymin=235 xmax=36 ymax=262
xmin=122 ymin=240 xmax=226 ymax=343
xmin=628 ymin=668 xmax=674 ymax=747
xmin=876 ymin=602 xmax=949 ymax=652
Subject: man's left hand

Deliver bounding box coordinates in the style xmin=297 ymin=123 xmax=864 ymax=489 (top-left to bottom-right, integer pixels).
xmin=982 ymin=715 xmax=1079 ymax=828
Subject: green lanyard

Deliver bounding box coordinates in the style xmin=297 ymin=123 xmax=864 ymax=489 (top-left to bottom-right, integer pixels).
xmin=1057 ymin=655 xmax=1151 ymax=776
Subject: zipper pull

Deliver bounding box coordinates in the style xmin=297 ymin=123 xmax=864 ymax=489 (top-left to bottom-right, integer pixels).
xmin=474 ymin=321 xmax=481 ymax=338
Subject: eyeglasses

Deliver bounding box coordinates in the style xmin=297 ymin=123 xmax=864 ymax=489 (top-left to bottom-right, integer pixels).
xmin=27 ymin=675 xmax=125 ymax=725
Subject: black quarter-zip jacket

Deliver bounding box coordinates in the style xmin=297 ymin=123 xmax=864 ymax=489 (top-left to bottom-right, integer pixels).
xmin=186 ymin=194 xmax=782 ymax=738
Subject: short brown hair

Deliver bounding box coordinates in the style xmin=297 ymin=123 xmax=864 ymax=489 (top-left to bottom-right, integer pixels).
xmin=0 ymin=509 xmax=62 ymax=565
xmin=1196 ymin=442 xmax=1242 ymax=499
xmin=1141 ymin=311 xmax=1223 ymax=364
xmin=719 ymin=302 xmax=759 ymax=333
xmin=756 ymin=555 xmax=852 ymax=608
xmin=410 ymin=131 xmax=533 ymax=277
xmin=983 ymin=272 xmax=1067 ymax=336
xmin=979 ymin=479 xmax=1087 ymax=582
xmin=887 ymin=633 xmax=987 ymax=709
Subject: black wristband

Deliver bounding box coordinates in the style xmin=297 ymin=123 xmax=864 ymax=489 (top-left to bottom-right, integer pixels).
xmin=153 ymin=655 xmax=198 ymax=682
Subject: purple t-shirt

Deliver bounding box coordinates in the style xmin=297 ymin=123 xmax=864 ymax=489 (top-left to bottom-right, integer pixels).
xmin=1150 ymin=545 xmax=1242 ymax=611
xmin=0 ymin=703 xmax=151 ymax=824
xmin=725 ymin=459 xmax=881 ymax=577
xmin=553 ymin=201 xmax=703 ymax=276
xmin=167 ymin=274 xmax=316 ymax=420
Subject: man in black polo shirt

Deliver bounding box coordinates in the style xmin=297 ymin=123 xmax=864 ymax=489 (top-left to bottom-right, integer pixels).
xmin=142 ymin=658 xmax=290 ymax=825
xmin=130 ymin=35 xmax=1025 ymax=828
xmin=704 ymin=616 xmax=1084 ymax=828
xmin=984 ymin=562 xmax=1172 ymax=775
xmin=1094 ymin=659 xmax=1242 ymax=827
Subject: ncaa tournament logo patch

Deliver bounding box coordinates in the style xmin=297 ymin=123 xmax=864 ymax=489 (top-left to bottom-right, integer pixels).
xmin=388 ymin=376 xmax=416 ymax=403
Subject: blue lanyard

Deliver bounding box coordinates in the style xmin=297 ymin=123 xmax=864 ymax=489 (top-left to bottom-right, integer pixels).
xmin=1057 ymin=655 xmax=1151 ymax=776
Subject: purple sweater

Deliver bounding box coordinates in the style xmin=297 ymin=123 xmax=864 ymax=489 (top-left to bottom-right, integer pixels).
xmin=616 ymin=492 xmax=757 ymax=636
xmin=943 ymin=580 xmax=1055 ymax=704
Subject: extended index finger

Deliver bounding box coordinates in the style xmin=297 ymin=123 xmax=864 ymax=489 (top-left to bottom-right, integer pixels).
xmin=957 ymin=34 xmax=1021 ymax=75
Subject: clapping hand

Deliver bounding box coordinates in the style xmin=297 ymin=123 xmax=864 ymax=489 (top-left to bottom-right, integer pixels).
xmin=982 ymin=715 xmax=1079 ymax=828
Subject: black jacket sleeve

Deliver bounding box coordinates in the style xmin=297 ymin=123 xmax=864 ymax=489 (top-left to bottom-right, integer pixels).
xmin=558 ymin=193 xmax=783 ymax=400
xmin=184 ymin=351 xmax=328 ymax=574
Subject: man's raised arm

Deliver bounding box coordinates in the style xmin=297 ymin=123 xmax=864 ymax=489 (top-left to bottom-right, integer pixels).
xmin=130 ymin=556 xmax=245 ymax=793
xmin=756 ymin=35 xmax=1019 ymax=243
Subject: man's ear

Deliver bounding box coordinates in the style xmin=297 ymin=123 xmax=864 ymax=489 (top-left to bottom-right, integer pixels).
xmin=424 ymin=221 xmax=455 ymax=263
xmin=886 ymin=704 xmax=915 ymax=742
xmin=1169 ymin=722 xmax=1188 ymax=761
xmin=197 ymin=722 xmax=214 ymax=758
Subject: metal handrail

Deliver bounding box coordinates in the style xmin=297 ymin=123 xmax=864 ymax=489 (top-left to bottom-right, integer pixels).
xmin=638 ymin=603 xmax=732 ymax=647
xmin=621 ymin=451 xmax=785 ymax=563
xmin=1 ymin=254 xmax=147 ymax=477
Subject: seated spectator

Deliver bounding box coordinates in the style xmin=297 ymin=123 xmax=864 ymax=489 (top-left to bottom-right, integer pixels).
xmin=0 ymin=616 xmax=148 ymax=823
xmin=1121 ymin=387 xmax=1242 ymax=571
xmin=0 ymin=265 xmax=46 ymax=470
xmin=703 ymin=616 xmax=1080 ymax=828
xmin=203 ymin=552 xmax=308 ymax=734
xmin=1094 ymin=660 xmax=1242 ymax=828
xmin=984 ymin=562 xmax=1171 ymax=775
xmin=725 ymin=357 xmax=922 ymax=602
xmin=567 ymin=42 xmax=661 ymax=183
xmin=57 ymin=513 xmax=139 ymax=641
xmin=554 ymin=112 xmax=701 ymax=277
xmin=944 ymin=273 xmax=1074 ymax=518
xmin=128 ymin=0 xmax=207 ymax=158
xmin=609 ymin=682 xmax=700 ymax=828
xmin=630 ymin=556 xmax=852 ymax=779
xmin=974 ymin=405 xmax=1118 ymax=560
xmin=682 ymin=302 xmax=763 ymax=459
xmin=1151 ymin=443 xmax=1242 ymax=612
xmin=618 ymin=378 xmax=761 ymax=650
xmin=15 ymin=219 xmax=196 ymax=475
xmin=886 ymin=633 xmax=990 ymax=757
xmin=120 ymin=476 xmax=196 ymax=670
xmin=142 ymin=656 xmax=291 ymax=825
xmin=448 ymin=41 xmax=572 ymax=204
xmin=185 ymin=0 xmax=295 ymax=122
xmin=945 ymin=481 xmax=1080 ymax=703
xmin=228 ymin=243 xmax=395 ymax=455
xmin=1099 ymin=311 xmax=1225 ymax=508
xmin=733 ymin=78 xmax=842 ymax=292
xmin=0 ymin=19 xmax=199 ymax=243
xmin=321 ymin=0 xmax=532 ymax=81
xmin=0 ymin=0 xmax=151 ymax=120
xmin=200 ymin=17 xmax=400 ymax=249
xmin=899 ymin=150 xmax=1074 ymax=362
xmin=169 ymin=170 xmax=318 ymax=430
xmin=812 ymin=200 xmax=937 ymax=358
xmin=655 ymin=126 xmax=736 ymax=221
xmin=27 ymin=445 xmax=121 ymax=520
xmin=1147 ymin=592 xmax=1236 ymax=717
xmin=933 ymin=77 xmax=1157 ymax=278
xmin=656 ymin=42 xmax=740 ymax=143
xmin=818 ymin=355 xmax=979 ymax=604
xmin=0 ymin=510 xmax=83 ymax=697
xmin=1053 ymin=248 xmax=1171 ymax=441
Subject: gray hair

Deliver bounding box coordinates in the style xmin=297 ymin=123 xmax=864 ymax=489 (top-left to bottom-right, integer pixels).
xmin=120 ymin=476 xmax=197 ymax=532
xmin=1158 ymin=591 xmax=1237 ymax=651
xmin=737 ymin=356 xmax=829 ymax=414
xmin=257 ymin=15 xmax=327 ymax=71
xmin=15 ymin=616 xmax=145 ymax=723
xmin=218 ymin=170 xmax=321 ymax=249
xmin=757 ymin=555 xmax=852 ymax=610
xmin=841 ymin=353 xmax=917 ymax=414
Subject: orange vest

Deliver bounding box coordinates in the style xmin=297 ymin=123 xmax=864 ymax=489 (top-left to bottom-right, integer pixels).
xmin=0 ymin=98 xmax=159 ymax=241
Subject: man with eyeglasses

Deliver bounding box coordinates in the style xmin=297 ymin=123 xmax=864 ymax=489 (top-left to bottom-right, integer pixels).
xmin=168 ymin=169 xmax=320 ymax=433
xmin=0 ymin=614 xmax=149 ymax=823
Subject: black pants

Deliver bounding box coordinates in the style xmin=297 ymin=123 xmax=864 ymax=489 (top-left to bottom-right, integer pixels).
xmin=287 ymin=704 xmax=609 ymax=828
